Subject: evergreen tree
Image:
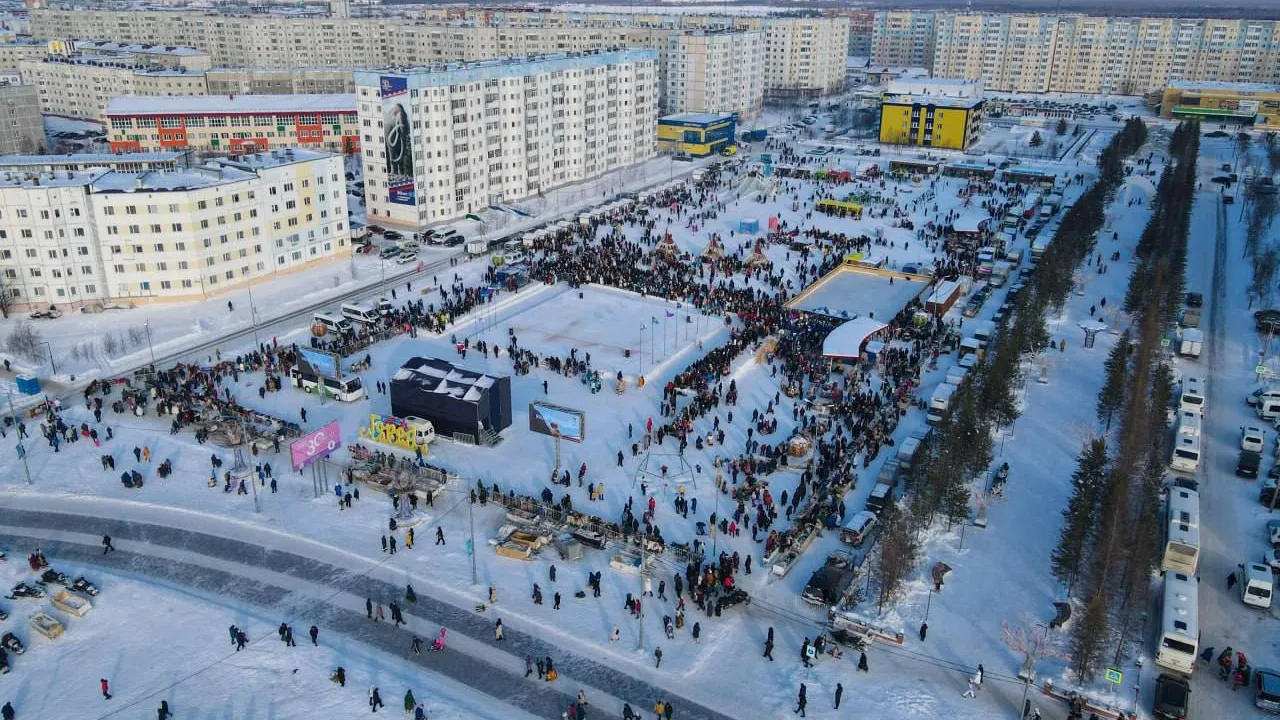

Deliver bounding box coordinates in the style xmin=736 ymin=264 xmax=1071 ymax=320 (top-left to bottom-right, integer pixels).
xmin=1030 ymin=131 xmax=1044 ymax=148
xmin=1070 ymin=592 xmax=1110 ymax=682
xmin=1050 ymin=438 xmax=1109 ymax=593
xmin=1096 ymin=331 xmax=1131 ymax=430
xmin=1056 ymin=118 xmax=1069 ymax=136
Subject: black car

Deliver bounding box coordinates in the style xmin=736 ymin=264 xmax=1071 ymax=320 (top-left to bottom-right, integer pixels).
xmin=1154 ymin=674 xmax=1190 ymax=720
xmin=444 ymin=235 xmax=464 ymax=247
xmin=1239 ymin=450 xmax=1263 ymax=479
xmin=382 ymin=230 xmax=402 ymax=241
xmin=1186 ymin=292 xmax=1203 ymax=308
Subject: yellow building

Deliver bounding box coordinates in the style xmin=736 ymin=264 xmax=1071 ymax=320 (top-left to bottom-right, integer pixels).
xmin=1160 ymin=81 xmax=1280 ymax=131
xmin=879 ymin=95 xmax=984 ymax=151
xmin=657 ymin=112 xmax=737 ymax=157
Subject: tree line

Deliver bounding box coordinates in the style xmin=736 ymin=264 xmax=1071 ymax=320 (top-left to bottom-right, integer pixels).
xmin=872 ymin=118 xmax=1150 ymax=611
xmin=1052 ymin=121 xmax=1199 ymax=681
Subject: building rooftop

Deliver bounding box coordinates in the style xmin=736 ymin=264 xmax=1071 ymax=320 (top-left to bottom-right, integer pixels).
xmin=357 ymin=49 xmax=657 ymax=87
xmin=0 ymin=168 xmax=106 ymax=189
xmin=1167 ymin=80 xmax=1280 ymax=93
xmin=90 ymin=164 xmax=258 ymax=193
xmin=881 ymin=94 xmax=984 ymax=109
xmin=105 ymin=93 xmax=357 ymax=116
xmin=0 ymin=151 xmax=187 ymax=166
xmin=29 ymin=55 xmax=206 ymax=76
xmin=70 ymin=40 xmax=209 ymax=57
xmin=660 ymin=112 xmax=735 ymax=125
xmin=218 ymin=148 xmax=337 ymax=171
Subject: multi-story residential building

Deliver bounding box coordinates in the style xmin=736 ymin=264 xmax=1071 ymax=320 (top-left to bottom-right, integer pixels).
xmin=0 ymin=81 xmax=44 ymax=155
xmin=762 ymin=16 xmax=849 ymax=98
xmin=0 ymin=148 xmax=349 ymax=308
xmin=664 ymin=30 xmax=763 ymax=119
xmin=27 ymin=9 xmax=851 ymax=104
xmin=21 ymin=56 xmax=207 ymax=120
xmin=871 ymin=11 xmax=936 ymax=70
xmin=0 ymin=39 xmax=49 ymax=74
xmin=205 ymin=67 xmax=357 ymax=96
xmin=879 ymin=95 xmax=984 ymax=151
xmin=60 ymin=41 xmax=213 ymax=71
xmin=0 ymin=150 xmax=191 ymax=174
xmin=105 ymin=94 xmax=359 ymax=155
xmin=838 ymin=9 xmax=876 ymax=58
xmin=356 ymin=50 xmax=657 ymax=229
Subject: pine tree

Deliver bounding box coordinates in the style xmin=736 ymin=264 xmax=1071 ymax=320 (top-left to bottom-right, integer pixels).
xmin=876 ymin=504 xmax=920 ymax=613
xmin=1096 ymin=331 xmax=1131 ymax=430
xmin=1050 ymin=438 xmax=1109 ymax=593
xmin=1056 ymin=118 xmax=1069 ymax=136
xmin=1070 ymin=591 xmax=1110 ymax=682
xmin=1030 ymin=131 xmax=1044 ymax=148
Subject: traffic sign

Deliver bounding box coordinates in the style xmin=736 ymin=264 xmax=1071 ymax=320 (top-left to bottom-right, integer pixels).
xmin=1160 ymin=338 xmax=1171 ymax=348
xmin=1258 ymin=365 xmax=1268 ymax=376
xmin=1105 ymin=668 xmax=1123 ymax=684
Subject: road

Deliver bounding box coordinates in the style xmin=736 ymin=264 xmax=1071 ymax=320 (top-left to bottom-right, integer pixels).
xmin=0 ymin=503 xmax=736 ymax=720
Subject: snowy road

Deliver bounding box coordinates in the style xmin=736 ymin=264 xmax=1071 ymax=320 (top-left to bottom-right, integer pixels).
xmin=0 ymin=501 xmax=735 ymax=720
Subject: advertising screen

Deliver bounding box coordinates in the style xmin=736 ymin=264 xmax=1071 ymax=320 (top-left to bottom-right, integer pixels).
xmin=528 ymin=402 xmax=586 ymax=443
xmin=380 ymin=75 xmax=416 ymax=206
xmin=297 ymin=347 xmax=341 ymax=380
xmin=290 ymin=420 xmax=342 ymax=471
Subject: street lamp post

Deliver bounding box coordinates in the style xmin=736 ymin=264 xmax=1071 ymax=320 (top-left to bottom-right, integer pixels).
xmin=39 ymin=341 xmax=55 ymax=376
xmin=6 ymin=391 xmax=33 ymax=485
xmin=246 ymin=284 xmax=260 ymax=347
xmin=144 ymin=320 xmax=156 ymax=365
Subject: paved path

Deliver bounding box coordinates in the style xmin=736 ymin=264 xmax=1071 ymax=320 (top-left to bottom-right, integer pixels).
xmin=0 ymin=506 xmax=734 ymax=720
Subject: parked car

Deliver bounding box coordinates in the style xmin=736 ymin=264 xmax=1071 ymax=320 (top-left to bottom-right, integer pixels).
xmin=1243 ymin=426 xmax=1267 ymax=453
xmin=1154 ymin=674 xmax=1190 ymax=720
xmin=382 ymin=230 xmax=403 ymax=241
xmin=378 ymin=247 xmax=401 ymax=260
xmin=1256 ymin=668 xmax=1280 ymax=714
xmin=394 ymin=253 xmax=417 ymax=265
xmin=1238 ymin=450 xmax=1263 ymax=479
xmin=1186 ymin=292 xmax=1203 ymax=308
xmin=1268 ymin=518 xmax=1280 ymax=549
xmin=1262 ymin=478 xmax=1278 ymax=507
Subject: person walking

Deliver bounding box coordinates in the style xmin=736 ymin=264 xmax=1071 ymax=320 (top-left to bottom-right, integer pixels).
xmin=100 ymin=678 xmax=112 ymax=700
xmin=525 ymin=654 xmax=534 ymax=678
xmin=102 ymin=535 xmax=115 ymax=553
xmin=368 ymin=687 xmax=383 ymax=713
xmin=963 ymin=681 xmax=976 ymax=699
xmin=366 ymin=597 xmax=373 ymax=619
xmin=435 ymin=527 xmax=445 ymax=545
xmin=857 ymin=652 xmax=869 ymax=672
xmin=2 ymin=702 xmax=15 ymax=720
xmin=795 ymin=683 xmax=807 ymax=717
xmin=654 ymin=646 xmax=663 ymax=668
xmin=834 ymin=683 xmax=843 ymax=710
xmin=309 ymin=625 xmax=319 ymax=646
xmin=403 ymin=690 xmax=416 ymax=714
xmin=919 ymin=621 xmax=928 ymax=641
xmin=495 ymin=618 xmax=505 ymax=641
xmin=228 ymin=624 xmax=239 ymax=646
xmin=157 ymin=700 xmax=172 ymax=720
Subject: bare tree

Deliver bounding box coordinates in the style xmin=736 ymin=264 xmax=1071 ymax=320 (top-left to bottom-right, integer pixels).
xmin=1002 ymin=613 xmax=1070 ymax=681
xmin=0 ymin=280 xmax=11 ymax=319
xmin=5 ymin=321 xmax=44 ymax=363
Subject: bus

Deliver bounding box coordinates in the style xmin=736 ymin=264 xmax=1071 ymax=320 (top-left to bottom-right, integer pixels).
xmin=288 ymin=366 xmax=365 ymax=402
xmin=1162 ymin=487 xmax=1200 ymax=575
xmin=1155 ymin=571 xmax=1199 ymax=676
xmin=1169 ymin=433 xmax=1200 ymax=474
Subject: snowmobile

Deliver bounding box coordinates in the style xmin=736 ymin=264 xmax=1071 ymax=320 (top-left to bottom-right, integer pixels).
xmin=718 ymin=588 xmax=750 ymax=609
xmin=1 ymin=632 xmax=23 ymax=654
xmin=38 ymin=568 xmax=68 ymax=586
xmin=71 ymin=576 xmax=100 ymax=596
xmin=0 ymin=648 xmax=9 ymax=674
xmin=5 ymin=582 xmax=45 ymax=600
xmin=829 ymin=628 xmax=868 ymax=653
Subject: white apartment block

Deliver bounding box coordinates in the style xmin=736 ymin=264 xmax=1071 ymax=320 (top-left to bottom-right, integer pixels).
xmin=871 ymin=11 xmax=937 ymax=70
xmin=205 ymin=67 xmax=356 ymax=96
xmin=0 ymin=82 xmax=44 ymax=155
xmin=664 ymin=31 xmax=763 ymax=119
xmin=27 ymin=9 xmax=852 ymax=102
xmin=0 ymin=40 xmax=49 ymax=73
xmin=60 ymin=41 xmax=213 ymax=72
xmin=0 ymin=149 xmax=349 ymax=308
xmin=21 ymin=56 xmax=207 ymax=121
xmin=356 ymin=50 xmax=658 ymax=229
xmin=762 ymin=17 xmax=849 ymax=98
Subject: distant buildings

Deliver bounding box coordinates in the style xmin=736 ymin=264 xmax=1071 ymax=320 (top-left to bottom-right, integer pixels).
xmin=663 ymin=30 xmax=764 ymax=119
xmin=357 ymin=50 xmax=657 ymax=228
xmin=0 ymin=81 xmax=44 ymax=155
xmin=104 ymin=94 xmax=359 ymax=154
xmin=1160 ymin=81 xmax=1280 ymax=130
xmin=0 ymin=148 xmax=350 ymax=308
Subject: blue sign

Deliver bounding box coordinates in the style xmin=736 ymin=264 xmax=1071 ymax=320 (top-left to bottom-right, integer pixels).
xmin=379 ymin=76 xmax=408 ymax=99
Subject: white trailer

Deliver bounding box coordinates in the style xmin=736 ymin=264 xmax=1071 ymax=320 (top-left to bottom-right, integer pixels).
xmin=1178 ymin=328 xmax=1203 ymax=358
xmin=927 ymin=383 xmax=957 ymax=426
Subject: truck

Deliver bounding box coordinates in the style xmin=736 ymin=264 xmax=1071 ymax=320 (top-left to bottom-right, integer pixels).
xmin=801 ymin=551 xmax=855 ymax=606
xmin=897 ymin=428 xmax=931 ymax=474
xmin=972 ymin=320 xmax=996 ymax=348
xmin=1030 ymin=240 xmax=1048 ymax=263
xmin=741 ymin=129 xmax=768 ymax=143
xmin=1180 ymin=309 xmax=1201 ymax=329
xmin=1178 ymin=328 xmax=1203 ymax=358
xmin=927 ymin=383 xmax=957 ymax=425
xmin=989 ymin=261 xmax=1013 ymax=287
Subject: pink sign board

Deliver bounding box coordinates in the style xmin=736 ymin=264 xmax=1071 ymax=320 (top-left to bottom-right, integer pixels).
xmin=290 ymin=420 xmax=342 ymax=471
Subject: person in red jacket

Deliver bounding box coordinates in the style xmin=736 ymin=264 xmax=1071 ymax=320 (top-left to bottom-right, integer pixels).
xmin=100 ymin=678 xmax=112 ymax=700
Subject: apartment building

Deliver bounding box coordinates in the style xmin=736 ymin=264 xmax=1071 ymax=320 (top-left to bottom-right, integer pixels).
xmin=62 ymin=41 xmax=213 ymax=72
xmin=105 ymin=94 xmax=359 ymax=155
xmin=879 ymin=95 xmax=984 ymax=151
xmin=664 ymin=31 xmax=763 ymax=119
xmin=871 ymin=11 xmax=936 ymax=70
xmin=0 ymin=151 xmax=190 ymax=174
xmin=762 ymin=16 xmax=849 ymax=98
xmin=21 ymin=56 xmax=207 ymax=120
xmin=838 ymin=9 xmax=876 ymax=58
xmin=205 ymin=67 xmax=356 ymax=96
xmin=0 ymin=82 xmax=44 ymax=155
xmin=356 ymin=50 xmax=657 ymax=229
xmin=0 ymin=39 xmax=48 ymax=73
xmin=27 ymin=9 xmax=851 ymax=102
xmin=0 ymin=148 xmax=349 ymax=308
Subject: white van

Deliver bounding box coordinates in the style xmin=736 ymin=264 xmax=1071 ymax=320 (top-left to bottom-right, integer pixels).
xmin=1240 ymin=561 xmax=1274 ymax=609
xmin=1180 ymin=375 xmax=1206 ymax=416
xmin=340 ymin=302 xmax=381 ymax=325
xmin=1170 ymin=433 xmax=1201 ymax=473
xmin=313 ymin=312 xmax=352 ymax=334
xmin=403 ymin=416 xmax=437 ymax=447
xmin=840 ymin=511 xmax=877 ymax=546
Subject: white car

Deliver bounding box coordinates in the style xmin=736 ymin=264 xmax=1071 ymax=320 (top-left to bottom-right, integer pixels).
xmin=394 ymin=253 xmax=417 ymax=265
xmin=1266 ymin=548 xmax=1280 ymax=573
xmin=1243 ymin=426 xmax=1267 ymax=453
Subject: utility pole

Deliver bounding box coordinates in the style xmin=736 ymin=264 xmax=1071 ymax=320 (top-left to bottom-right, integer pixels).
xmin=7 ymin=392 xmax=32 ymax=485
xmin=638 ymin=535 xmax=647 ymax=652
xmin=468 ymin=489 xmax=477 ymax=585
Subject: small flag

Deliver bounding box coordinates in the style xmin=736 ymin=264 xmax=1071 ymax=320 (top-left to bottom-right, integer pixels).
xmin=666 ymin=310 xmax=675 ymax=317
xmin=652 ymin=315 xmax=659 ymax=325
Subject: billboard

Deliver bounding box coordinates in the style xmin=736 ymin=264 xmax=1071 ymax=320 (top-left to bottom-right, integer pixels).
xmin=297 ymin=347 xmax=341 ymax=380
xmin=380 ymin=75 xmax=416 ymax=206
xmin=528 ymin=402 xmax=585 ymax=443
xmin=290 ymin=420 xmax=342 ymax=471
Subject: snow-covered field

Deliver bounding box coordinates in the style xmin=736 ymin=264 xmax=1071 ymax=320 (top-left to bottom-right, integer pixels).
xmin=2 ymin=117 xmax=1269 ymax=720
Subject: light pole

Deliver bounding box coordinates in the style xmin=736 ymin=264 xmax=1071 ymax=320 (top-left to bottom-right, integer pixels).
xmin=144 ymin=320 xmax=156 ymax=365
xmin=39 ymin=341 xmax=55 ymax=376
xmin=6 ymin=391 xmax=33 ymax=485
xmin=1018 ymin=622 xmax=1049 ymax=718
xmin=246 ymin=284 xmax=260 ymax=347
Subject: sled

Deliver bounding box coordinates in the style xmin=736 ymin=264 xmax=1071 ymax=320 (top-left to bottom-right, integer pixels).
xmin=50 ymin=590 xmax=91 ymax=617
xmin=545 ymin=669 xmax=558 ymax=682
xmin=2 ymin=631 xmax=23 ymax=654
xmin=494 ymin=541 xmax=533 ymax=560
xmin=29 ymin=611 xmax=64 ymax=639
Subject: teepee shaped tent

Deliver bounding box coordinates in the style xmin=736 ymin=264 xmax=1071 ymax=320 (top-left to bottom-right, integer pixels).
xmin=745 ymin=240 xmax=771 ymax=268
xmin=700 ymin=235 xmax=725 ymax=261
xmin=654 ymin=233 xmax=679 ymax=258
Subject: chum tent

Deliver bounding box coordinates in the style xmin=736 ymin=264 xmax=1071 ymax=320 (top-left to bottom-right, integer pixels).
xmin=389 ymin=357 xmax=513 ymax=438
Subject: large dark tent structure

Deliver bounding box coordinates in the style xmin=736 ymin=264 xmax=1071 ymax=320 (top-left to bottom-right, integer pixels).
xmin=389 ymin=357 xmax=512 ymax=439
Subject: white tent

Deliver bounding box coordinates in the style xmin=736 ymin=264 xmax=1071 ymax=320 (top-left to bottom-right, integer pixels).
xmin=822 ymin=317 xmax=889 ymax=359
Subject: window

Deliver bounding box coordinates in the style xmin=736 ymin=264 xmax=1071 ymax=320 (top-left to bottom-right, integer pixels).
xmin=77 ymin=247 xmax=89 ymax=256
xmin=160 ymin=117 xmax=182 ymax=128
xmin=110 ymin=118 xmax=132 ymax=130
xmin=103 ymin=206 xmax=115 ymax=216
xmin=299 ymin=114 xmax=317 ymax=125
xmin=160 ymin=280 xmax=172 ymax=290
xmin=125 ymin=205 xmax=137 ymax=215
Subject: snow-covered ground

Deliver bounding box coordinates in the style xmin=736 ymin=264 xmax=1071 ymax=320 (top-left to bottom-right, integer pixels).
xmin=0 ymin=119 xmax=1239 ymax=719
